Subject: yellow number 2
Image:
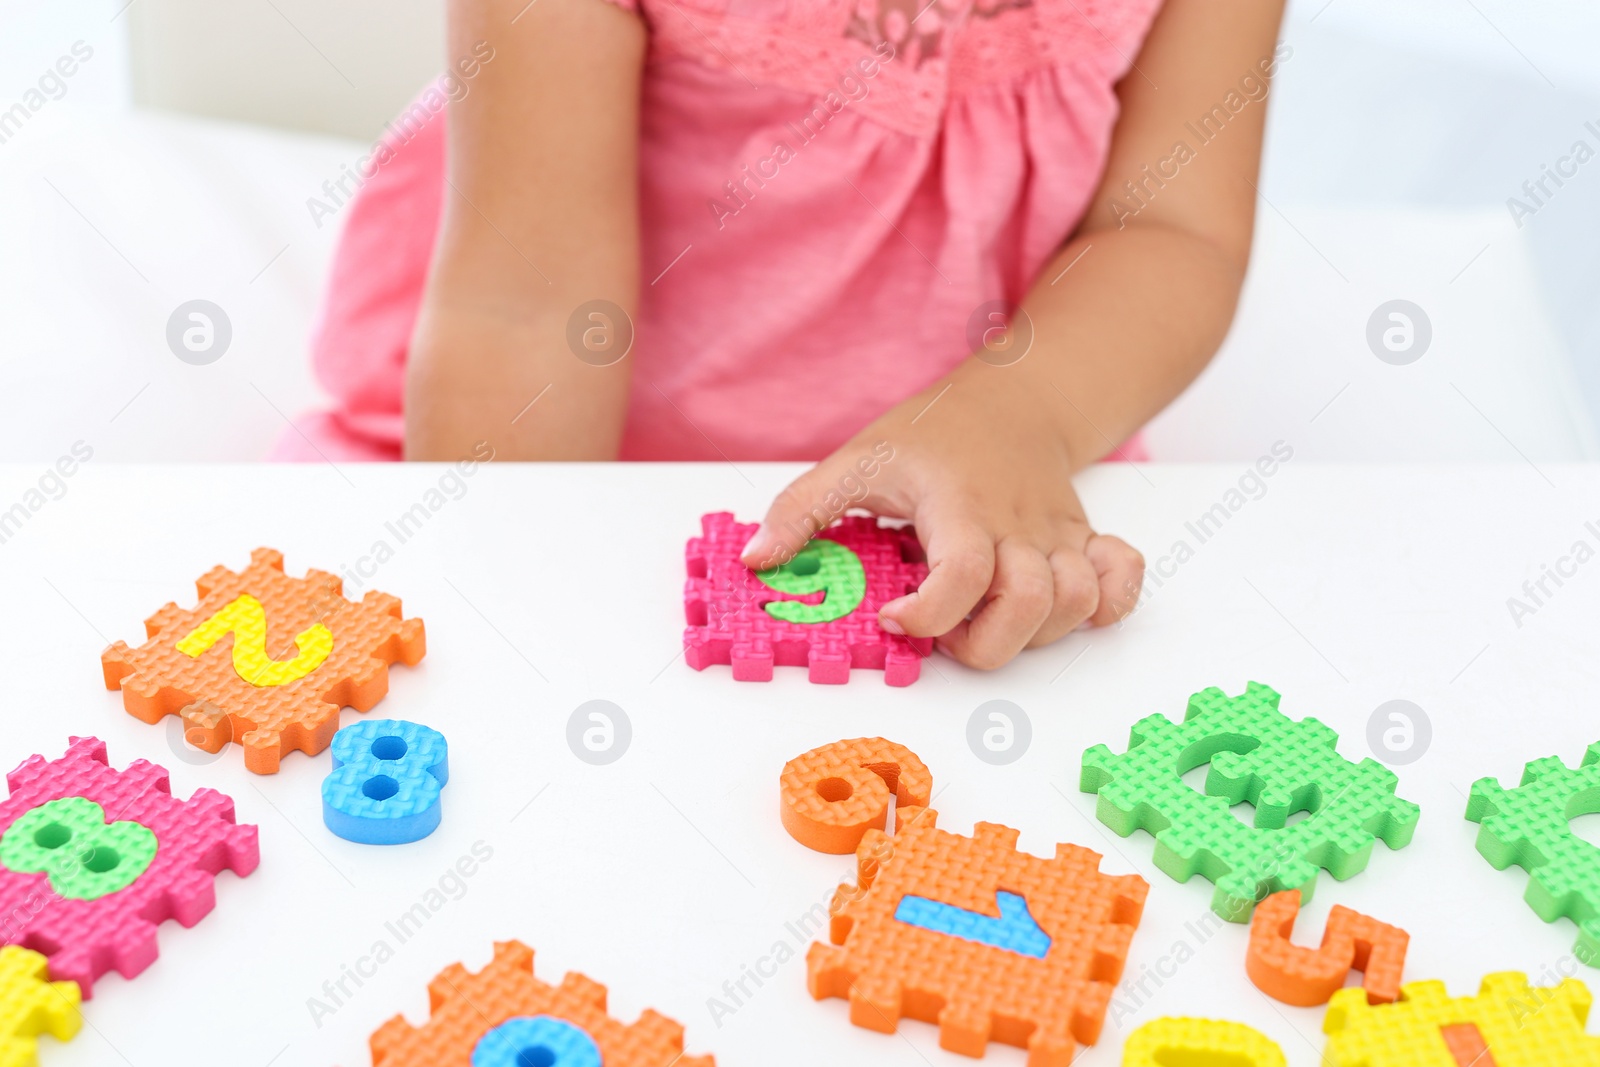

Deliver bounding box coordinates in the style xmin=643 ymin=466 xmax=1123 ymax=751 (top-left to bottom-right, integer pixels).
xmin=176 ymin=594 xmax=332 ymax=687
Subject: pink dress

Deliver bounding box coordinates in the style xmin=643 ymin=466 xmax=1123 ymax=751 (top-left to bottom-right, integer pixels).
xmin=275 ymin=0 xmax=1165 ymax=462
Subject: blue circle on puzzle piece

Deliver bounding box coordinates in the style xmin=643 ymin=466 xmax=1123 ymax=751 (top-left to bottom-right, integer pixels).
xmin=322 ymin=720 xmax=449 ymax=845
xmin=472 ymin=1015 xmax=601 ymax=1067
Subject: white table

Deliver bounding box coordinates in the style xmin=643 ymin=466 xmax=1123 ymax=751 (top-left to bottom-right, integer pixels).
xmin=4 ymin=462 xmax=1595 ymax=1066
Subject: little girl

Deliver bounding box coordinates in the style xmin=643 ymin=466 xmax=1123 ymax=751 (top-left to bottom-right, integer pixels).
xmin=278 ymin=0 xmax=1287 ymax=670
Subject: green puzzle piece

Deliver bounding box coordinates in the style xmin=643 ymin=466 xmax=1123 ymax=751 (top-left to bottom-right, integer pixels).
xmin=1466 ymin=742 xmax=1600 ymax=967
xmin=1080 ymin=681 xmax=1421 ymax=922
xmin=756 ymin=538 xmax=865 ymax=624
xmin=0 ymin=796 xmax=158 ymax=901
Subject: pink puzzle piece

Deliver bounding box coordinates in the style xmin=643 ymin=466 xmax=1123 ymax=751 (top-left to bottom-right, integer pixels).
xmin=0 ymin=737 xmax=259 ymax=997
xmin=683 ymin=513 xmax=932 ymax=686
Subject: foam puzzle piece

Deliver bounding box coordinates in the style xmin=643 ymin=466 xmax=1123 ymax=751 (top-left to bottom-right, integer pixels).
xmin=807 ymin=809 xmax=1148 ymax=1065
xmin=1080 ymin=682 xmax=1420 ymax=922
xmin=1247 ymin=889 xmax=1409 ymax=1006
xmin=323 ymin=721 xmax=449 ymax=845
xmin=780 ymin=737 xmax=931 ymax=853
xmin=0 ymin=946 xmax=80 ymax=1067
xmin=0 ymin=737 xmax=259 ymax=998
xmin=1323 ymin=972 xmax=1600 ymax=1066
xmin=1465 ymin=742 xmax=1600 ymax=967
xmin=472 ymin=1016 xmax=601 ymax=1067
xmin=759 ymin=538 xmax=866 ymax=623
xmin=895 ymin=890 xmax=1051 ymax=959
xmin=1121 ymin=1017 xmax=1287 ymax=1066
xmin=0 ymin=797 xmax=157 ymax=901
xmin=103 ymin=547 xmax=426 ymax=774
xmin=369 ymin=941 xmax=714 ymax=1067
xmin=1438 ymin=1023 xmax=1496 ymax=1066
xmin=683 ymin=513 xmax=931 ymax=685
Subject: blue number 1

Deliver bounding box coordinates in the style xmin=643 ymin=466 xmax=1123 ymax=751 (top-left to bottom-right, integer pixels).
xmin=321 ymin=720 xmax=449 ymax=845
xmin=894 ymin=890 xmax=1051 ymax=958
xmin=473 ymin=1016 xmax=601 ymax=1067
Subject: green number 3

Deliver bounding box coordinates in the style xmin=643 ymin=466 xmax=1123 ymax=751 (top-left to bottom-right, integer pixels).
xmin=0 ymin=797 xmax=157 ymax=901
xmin=756 ymin=540 xmax=866 ymax=624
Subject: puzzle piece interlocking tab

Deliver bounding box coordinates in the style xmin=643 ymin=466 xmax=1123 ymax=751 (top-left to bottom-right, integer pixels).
xmin=103 ymin=547 xmax=425 ymax=773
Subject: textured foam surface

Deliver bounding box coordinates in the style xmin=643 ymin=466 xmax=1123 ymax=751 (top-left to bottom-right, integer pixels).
xmin=323 ymin=720 xmax=449 ymax=846
xmin=0 ymin=946 xmax=80 ymax=1067
xmin=683 ymin=513 xmax=930 ymax=685
xmin=471 ymin=1016 xmax=601 ymax=1067
xmin=1323 ymin=972 xmax=1600 ymax=1066
xmin=103 ymin=547 xmax=426 ymax=773
xmin=0 ymin=737 xmax=259 ymax=997
xmin=895 ymin=890 xmax=1051 ymax=959
xmin=807 ymin=810 xmax=1148 ymax=1066
xmin=1121 ymin=1017 xmax=1286 ymax=1066
xmin=1246 ymin=889 xmax=1408 ymax=1007
xmin=1081 ymin=682 xmax=1420 ymax=921
xmin=1465 ymin=742 xmax=1600 ymax=967
xmin=369 ymin=941 xmax=714 ymax=1067
xmin=0 ymin=797 xmax=158 ymax=901
xmin=779 ymin=737 xmax=931 ymax=854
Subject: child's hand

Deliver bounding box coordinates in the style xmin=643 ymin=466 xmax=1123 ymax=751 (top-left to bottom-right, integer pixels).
xmin=738 ymin=0 xmax=1292 ymax=669
xmin=739 ymin=367 xmax=1144 ymax=670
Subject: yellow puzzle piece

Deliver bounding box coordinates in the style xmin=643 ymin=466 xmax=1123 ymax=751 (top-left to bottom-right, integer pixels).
xmin=1324 ymin=971 xmax=1600 ymax=1066
xmin=176 ymin=593 xmax=333 ymax=687
xmin=1123 ymin=1017 xmax=1287 ymax=1066
xmin=0 ymin=946 xmax=81 ymax=1067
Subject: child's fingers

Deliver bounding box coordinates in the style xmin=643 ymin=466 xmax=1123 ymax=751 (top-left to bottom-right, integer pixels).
xmin=739 ymin=463 xmax=851 ymax=569
xmin=934 ymin=538 xmax=1054 ymax=670
xmin=1084 ymin=533 xmax=1144 ymax=627
xmin=1027 ymin=546 xmax=1102 ymax=648
xmin=879 ymin=511 xmax=994 ymax=639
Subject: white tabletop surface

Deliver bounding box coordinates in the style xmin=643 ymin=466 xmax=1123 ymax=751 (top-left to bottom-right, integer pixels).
xmin=3 ymin=461 xmax=1596 ymax=1066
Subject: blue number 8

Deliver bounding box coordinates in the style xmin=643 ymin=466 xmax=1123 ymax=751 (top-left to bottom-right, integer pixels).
xmin=321 ymin=720 xmax=449 ymax=845
xmin=473 ymin=1016 xmax=600 ymax=1067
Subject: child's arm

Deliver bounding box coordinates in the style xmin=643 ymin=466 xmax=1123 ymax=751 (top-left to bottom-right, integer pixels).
xmin=740 ymin=0 xmax=1288 ymax=669
xmin=405 ymin=0 xmax=644 ymax=460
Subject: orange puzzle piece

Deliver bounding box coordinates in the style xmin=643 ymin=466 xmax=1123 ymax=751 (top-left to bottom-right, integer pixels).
xmin=780 ymin=737 xmax=932 ymax=853
xmin=807 ymin=810 xmax=1148 ymax=1066
xmin=1246 ymin=889 xmax=1408 ymax=1007
xmin=368 ymin=940 xmax=714 ymax=1066
xmin=102 ymin=548 xmax=426 ymax=774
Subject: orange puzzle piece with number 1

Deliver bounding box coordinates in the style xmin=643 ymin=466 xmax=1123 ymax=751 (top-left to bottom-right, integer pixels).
xmin=1246 ymin=889 xmax=1409 ymax=1007
xmin=103 ymin=548 xmax=426 ymax=774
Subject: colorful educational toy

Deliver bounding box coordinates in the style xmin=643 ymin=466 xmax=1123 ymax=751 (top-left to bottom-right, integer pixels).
xmin=780 ymin=737 xmax=931 ymax=853
xmin=1080 ymin=682 xmax=1420 ymax=922
xmin=1247 ymin=889 xmax=1408 ymax=1006
xmin=1465 ymin=742 xmax=1600 ymax=966
xmin=683 ymin=512 xmax=931 ymax=685
xmin=0 ymin=946 xmax=80 ymax=1067
xmin=103 ymin=547 xmax=426 ymax=773
xmin=369 ymin=940 xmax=713 ymax=1066
xmin=0 ymin=737 xmax=259 ymax=997
xmin=1121 ymin=1017 xmax=1286 ymax=1067
xmin=1323 ymin=972 xmax=1600 ymax=1066
xmin=0 ymin=797 xmax=157 ymax=901
xmin=895 ymin=890 xmax=1052 ymax=958
xmin=472 ymin=1017 xmax=601 ymax=1067
xmin=323 ymin=720 xmax=449 ymax=845
xmin=807 ymin=810 xmax=1148 ymax=1065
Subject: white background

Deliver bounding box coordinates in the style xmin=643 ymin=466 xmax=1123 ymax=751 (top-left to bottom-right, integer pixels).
xmin=2 ymin=461 xmax=1598 ymax=1065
